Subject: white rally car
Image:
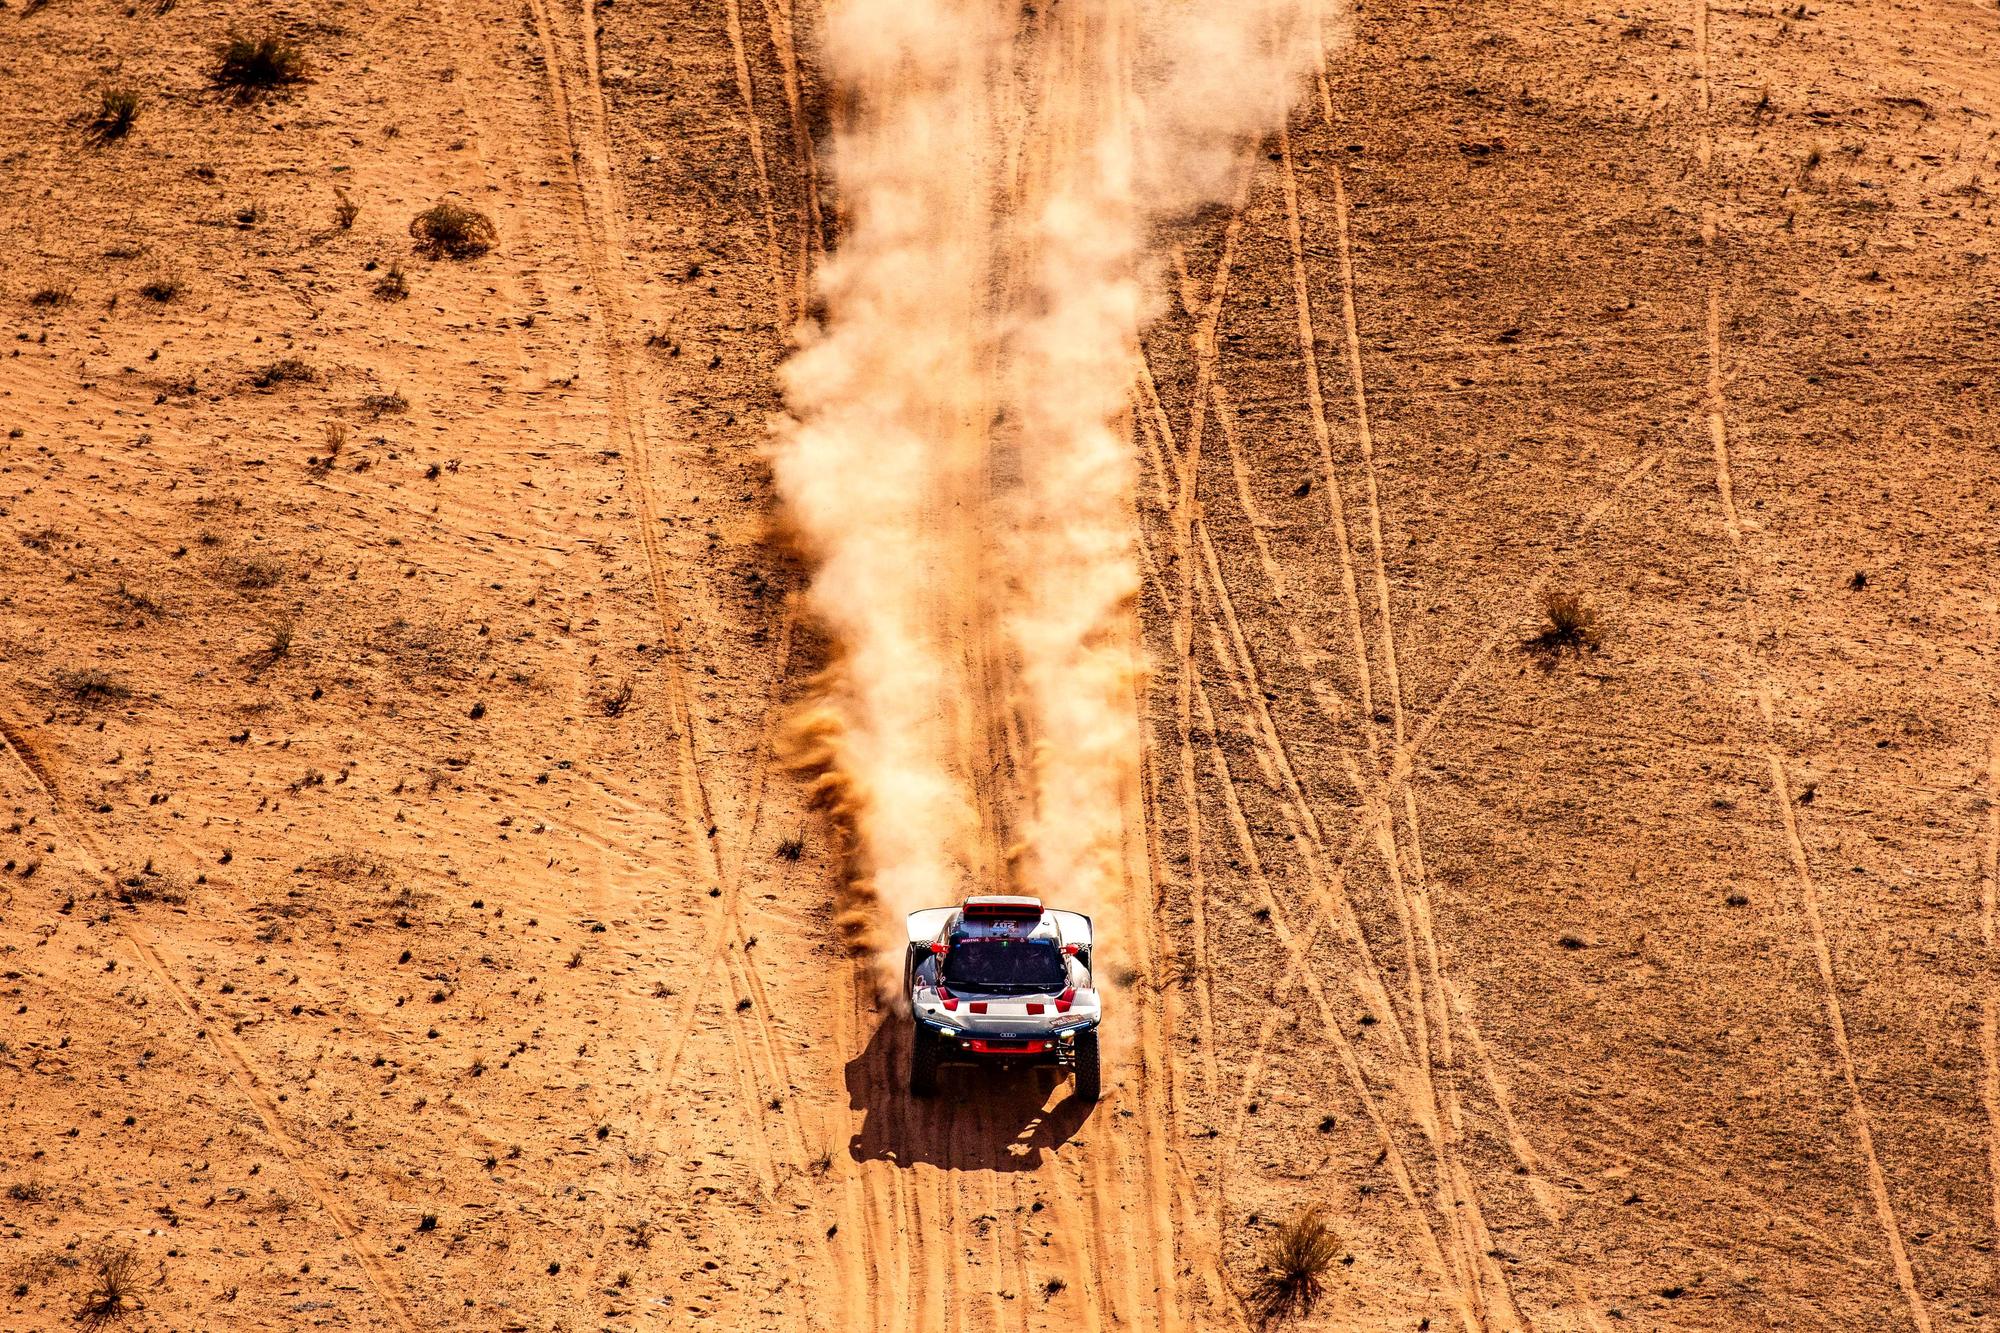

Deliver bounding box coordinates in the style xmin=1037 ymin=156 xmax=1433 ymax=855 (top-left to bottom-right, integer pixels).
xmin=903 ymin=895 xmax=1101 ymax=1101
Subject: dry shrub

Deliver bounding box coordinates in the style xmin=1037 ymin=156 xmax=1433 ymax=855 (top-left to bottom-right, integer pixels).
xmin=89 ymin=88 xmax=140 ymax=143
xmin=137 ymin=275 xmax=179 ymax=303
xmin=55 ymin=669 xmax=129 ymax=706
xmin=409 ymin=202 xmax=495 ymax=259
xmin=370 ymin=618 xmax=467 ymax=678
xmin=75 ymin=1246 xmax=140 ymax=1327
xmin=250 ymin=357 xmax=314 ymax=388
xmin=372 ymin=262 xmax=408 ymax=301
xmin=1246 ymin=1208 xmax=1339 ymax=1327
xmin=243 ymin=620 xmax=294 ymax=673
xmin=214 ymin=33 xmax=307 ymax=99
xmin=117 ymin=871 xmax=189 ymax=906
xmin=1525 ymin=588 xmax=1600 ymax=657
xmin=225 ymin=557 xmax=286 ymax=591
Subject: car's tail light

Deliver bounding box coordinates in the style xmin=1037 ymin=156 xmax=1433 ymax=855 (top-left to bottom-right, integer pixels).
xmin=1026 ymin=1002 xmax=1044 ymax=1015
xmin=939 ymin=987 xmax=957 ymax=1012
xmin=1055 ymin=987 xmax=1075 ymax=1014
xmin=969 ymin=1001 xmax=987 ymax=1015
xmin=929 ymin=942 xmax=948 ymax=955
xmin=1062 ymin=944 xmax=1080 ymax=956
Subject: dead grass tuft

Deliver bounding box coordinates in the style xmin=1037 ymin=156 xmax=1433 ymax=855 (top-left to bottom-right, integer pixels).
xmin=137 ymin=275 xmax=179 ymax=303
xmin=214 ymin=33 xmax=307 ymax=100
xmin=243 ymin=620 xmax=295 ymax=673
xmin=221 ymin=557 xmax=286 ymax=593
xmin=1245 ymin=1208 xmax=1339 ymax=1327
xmin=409 ymin=201 xmax=496 ymax=259
xmin=74 ymin=1246 xmax=141 ymax=1328
xmin=111 ymin=582 xmax=162 ymax=617
xmin=370 ymin=619 xmax=468 ymax=678
xmin=310 ymin=421 xmax=345 ymax=473
xmin=55 ymin=669 xmax=130 ymax=706
xmin=1524 ymin=588 xmax=1600 ymax=657
xmin=89 ymin=88 xmax=140 ymax=143
xmin=116 ymin=872 xmax=189 ymax=906
xmin=372 ymin=262 xmax=408 ymax=301
xmin=250 ymin=357 xmax=314 ymax=389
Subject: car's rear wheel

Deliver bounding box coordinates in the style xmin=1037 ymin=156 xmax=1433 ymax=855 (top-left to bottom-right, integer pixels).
xmin=1072 ymin=1030 xmax=1100 ymax=1103
xmin=909 ymin=1024 xmax=940 ymax=1098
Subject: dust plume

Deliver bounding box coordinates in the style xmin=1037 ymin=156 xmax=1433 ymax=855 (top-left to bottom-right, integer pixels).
xmin=772 ymin=2 xmax=1001 ymax=964
xmin=775 ymin=0 xmax=1332 ymax=986
xmin=1003 ymin=1 xmax=1331 ymax=915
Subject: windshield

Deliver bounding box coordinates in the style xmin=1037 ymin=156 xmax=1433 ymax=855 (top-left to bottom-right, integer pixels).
xmin=941 ymin=939 xmax=1066 ymax=992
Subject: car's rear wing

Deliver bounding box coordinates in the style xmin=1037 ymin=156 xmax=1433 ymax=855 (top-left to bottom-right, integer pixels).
xmin=904 ymin=906 xmax=1093 ymax=949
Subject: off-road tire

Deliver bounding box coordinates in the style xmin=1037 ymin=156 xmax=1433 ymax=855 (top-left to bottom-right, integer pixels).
xmin=1072 ymin=1030 xmax=1101 ymax=1103
xmin=909 ymin=1024 xmax=940 ymax=1098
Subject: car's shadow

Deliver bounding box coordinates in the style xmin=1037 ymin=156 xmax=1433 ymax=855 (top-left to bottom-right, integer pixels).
xmin=844 ymin=1011 xmax=1096 ymax=1171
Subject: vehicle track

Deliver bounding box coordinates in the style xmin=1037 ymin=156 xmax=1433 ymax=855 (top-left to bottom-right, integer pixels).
xmin=1982 ymin=729 xmax=2000 ymax=1278
xmin=1144 ymin=364 xmax=1664 ymax=1320
xmin=1302 ymin=62 xmax=1574 ymax=1325
xmin=720 ymin=0 xmax=794 ymax=327
xmin=1692 ymin=4 xmax=1934 ymax=1328
xmin=750 ymin=0 xmax=829 ymax=313
xmin=821 ymin=19 xmax=1207 ymax=1326
xmin=499 ymin=5 xmax=861 ymax=1319
xmin=1184 ymin=669 xmax=1475 ymax=1324
xmin=1143 ymin=325 xmax=1485 ymax=1320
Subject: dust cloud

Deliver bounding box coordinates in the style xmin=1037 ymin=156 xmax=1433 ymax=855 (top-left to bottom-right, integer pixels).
xmin=773 ymin=0 xmax=1333 ymax=988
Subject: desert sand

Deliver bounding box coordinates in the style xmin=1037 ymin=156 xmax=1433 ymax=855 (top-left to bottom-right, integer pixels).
xmin=4 ymin=0 xmax=1999 ymax=1329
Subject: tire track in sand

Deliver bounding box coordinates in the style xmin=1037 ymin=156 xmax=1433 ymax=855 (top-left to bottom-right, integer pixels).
xmin=1304 ymin=72 xmax=1586 ymax=1326
xmin=517 ymin=0 xmax=736 ymax=1133
xmin=0 ymin=709 xmax=419 ymax=1333
xmin=752 ymin=0 xmax=830 ymax=314
xmin=513 ymin=4 xmax=854 ymax=1318
xmin=1139 ymin=244 xmax=1483 ymax=1314
xmin=1302 ymin=32 xmax=1618 ymax=1322
xmin=1982 ymin=730 xmax=2000 ymax=1283
xmin=922 ymin=10 xmax=1192 ymax=1330
xmin=1692 ymin=4 xmax=1932 ymax=1328
xmin=720 ymin=0 xmax=795 ymax=327
xmin=1148 ymin=386 xmax=1662 ymax=1322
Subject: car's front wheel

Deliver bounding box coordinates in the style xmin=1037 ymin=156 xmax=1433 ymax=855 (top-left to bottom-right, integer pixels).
xmin=1072 ymin=1030 xmax=1100 ymax=1103
xmin=909 ymin=1024 xmax=940 ymax=1098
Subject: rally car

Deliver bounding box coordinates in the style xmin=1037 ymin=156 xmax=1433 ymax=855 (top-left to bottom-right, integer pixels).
xmin=903 ymin=895 xmax=1101 ymax=1101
